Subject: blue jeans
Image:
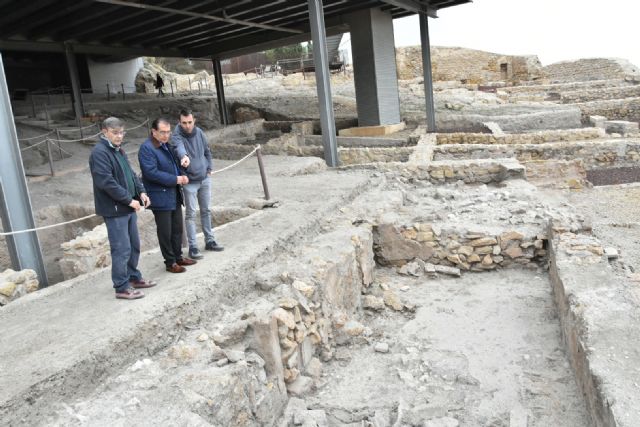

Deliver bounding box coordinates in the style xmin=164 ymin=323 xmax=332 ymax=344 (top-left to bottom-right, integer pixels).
xmin=183 ymin=176 xmax=215 ymax=249
xmin=104 ymin=213 xmax=142 ymax=292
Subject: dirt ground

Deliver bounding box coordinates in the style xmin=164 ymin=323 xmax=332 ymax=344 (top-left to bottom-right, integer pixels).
xmin=39 ymin=267 xmax=589 ymax=427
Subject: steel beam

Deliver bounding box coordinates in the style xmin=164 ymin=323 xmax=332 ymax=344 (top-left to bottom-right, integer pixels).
xmin=212 ymin=58 xmax=229 ymax=125
xmin=92 ymin=0 xmax=303 ymax=34
xmin=308 ymin=0 xmax=339 ymax=167
xmin=64 ymin=43 xmax=85 ymax=124
xmin=0 ymin=54 xmax=48 ymax=286
xmin=378 ymin=0 xmax=438 ymax=17
xmin=419 ymin=14 xmax=436 ymax=132
xmin=0 ymin=39 xmax=184 ymax=58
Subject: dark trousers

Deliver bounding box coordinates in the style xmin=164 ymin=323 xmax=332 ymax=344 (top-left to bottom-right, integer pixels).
xmin=104 ymin=213 xmax=142 ymax=292
xmin=152 ymin=207 xmax=183 ymax=266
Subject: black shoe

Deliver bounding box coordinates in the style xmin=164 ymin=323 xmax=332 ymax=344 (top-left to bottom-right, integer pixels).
xmin=189 ymin=247 xmax=204 ymax=259
xmin=205 ymin=241 xmax=224 ymax=251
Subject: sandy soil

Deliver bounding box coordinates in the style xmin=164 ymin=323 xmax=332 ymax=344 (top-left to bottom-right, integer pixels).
xmin=307 ymin=268 xmax=589 ymax=426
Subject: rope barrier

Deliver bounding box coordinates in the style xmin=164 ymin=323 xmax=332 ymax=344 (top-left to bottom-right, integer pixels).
xmin=18 ymin=130 xmax=54 ymax=142
xmin=125 ymin=118 xmax=149 ymax=131
xmin=211 ymin=145 xmax=260 ymax=175
xmin=20 ymin=139 xmax=48 ymax=151
xmin=51 ymin=140 xmax=74 ymax=156
xmin=48 ymin=131 xmax=102 ymax=143
xmin=4 ymin=143 xmax=263 ymax=237
xmin=58 ymin=123 xmax=98 ymax=132
xmin=0 ymin=213 xmax=97 ymax=237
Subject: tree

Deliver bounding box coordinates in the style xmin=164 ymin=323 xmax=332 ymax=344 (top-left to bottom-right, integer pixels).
xmin=264 ymin=43 xmax=309 ymax=63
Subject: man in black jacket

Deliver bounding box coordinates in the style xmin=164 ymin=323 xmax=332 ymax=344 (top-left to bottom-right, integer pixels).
xmin=89 ymin=117 xmax=155 ymax=300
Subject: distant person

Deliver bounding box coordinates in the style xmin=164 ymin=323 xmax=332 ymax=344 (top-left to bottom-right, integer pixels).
xmin=155 ymin=73 xmax=165 ymax=97
xmin=138 ymin=118 xmax=196 ymax=273
xmin=171 ymin=109 xmax=224 ymax=260
xmin=89 ymin=117 xmax=155 ymax=300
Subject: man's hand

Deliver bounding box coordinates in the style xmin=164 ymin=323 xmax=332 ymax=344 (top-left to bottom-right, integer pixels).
xmin=181 ymin=155 xmax=190 ymax=168
xmin=129 ymin=199 xmax=142 ymax=211
xmin=177 ymin=175 xmax=189 ymax=185
xmin=140 ymin=193 xmax=151 ymax=208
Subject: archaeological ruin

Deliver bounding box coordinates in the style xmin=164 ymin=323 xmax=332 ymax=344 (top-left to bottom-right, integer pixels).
xmin=1 ymin=1 xmax=640 ymax=426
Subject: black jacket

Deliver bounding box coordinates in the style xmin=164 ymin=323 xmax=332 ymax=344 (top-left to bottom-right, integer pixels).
xmin=89 ymin=136 xmax=145 ymax=217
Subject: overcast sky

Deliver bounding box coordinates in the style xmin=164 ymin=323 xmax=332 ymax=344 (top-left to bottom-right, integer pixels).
xmin=392 ymin=0 xmax=639 ymax=67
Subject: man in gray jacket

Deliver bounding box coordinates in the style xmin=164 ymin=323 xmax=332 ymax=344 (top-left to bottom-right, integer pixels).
xmin=171 ymin=109 xmax=224 ymax=259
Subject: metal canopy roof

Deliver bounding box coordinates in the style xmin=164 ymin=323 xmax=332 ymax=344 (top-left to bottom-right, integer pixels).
xmin=0 ymin=0 xmax=470 ymax=59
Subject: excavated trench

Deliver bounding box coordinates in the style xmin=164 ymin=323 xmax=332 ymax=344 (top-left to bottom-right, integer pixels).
xmin=39 ymin=176 xmax=594 ymax=427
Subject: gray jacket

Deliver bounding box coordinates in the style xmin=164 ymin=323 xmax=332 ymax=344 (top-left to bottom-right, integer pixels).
xmin=171 ymin=125 xmax=213 ymax=182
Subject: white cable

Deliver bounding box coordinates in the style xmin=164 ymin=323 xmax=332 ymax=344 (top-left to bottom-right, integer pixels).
xmin=125 ymin=118 xmax=149 ymax=131
xmin=0 ymin=213 xmax=97 ymax=236
xmin=210 ymin=145 xmax=259 ymax=175
xmin=20 ymin=139 xmax=48 ymax=151
xmin=18 ymin=130 xmax=54 ymax=141
xmin=49 ymin=131 xmax=102 ymax=143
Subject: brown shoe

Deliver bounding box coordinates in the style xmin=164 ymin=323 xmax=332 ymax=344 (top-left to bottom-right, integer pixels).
xmin=115 ymin=287 xmax=145 ymax=300
xmin=177 ymin=257 xmax=197 ymax=266
xmin=130 ymin=278 xmax=157 ymax=289
xmin=166 ymin=263 xmax=186 ymax=273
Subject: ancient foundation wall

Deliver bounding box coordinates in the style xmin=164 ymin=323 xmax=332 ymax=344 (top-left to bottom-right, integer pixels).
xmin=433 ymin=139 xmax=640 ymax=170
xmin=374 ymin=224 xmax=545 ymax=271
xmin=435 ymin=128 xmax=604 ymax=145
xmin=548 ymin=224 xmax=631 ymax=427
xmin=574 ymin=97 xmax=640 ymax=124
xmin=0 ymin=269 xmax=39 ymax=306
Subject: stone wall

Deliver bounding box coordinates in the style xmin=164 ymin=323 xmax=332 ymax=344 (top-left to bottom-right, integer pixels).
xmin=524 ymin=160 xmax=588 ymax=190
xmin=433 ymin=139 xmax=640 ymax=170
xmin=547 ymin=223 xmax=630 ymax=426
xmin=543 ymin=58 xmax=640 ymax=83
xmin=435 ymin=128 xmax=604 ymax=145
xmin=574 ymin=97 xmax=640 ymax=124
xmin=218 ymin=226 xmax=376 ymax=400
xmin=378 ymin=158 xmax=525 ymax=185
xmin=559 ymin=85 xmax=640 ymax=104
xmin=0 ymin=268 xmax=39 ymax=306
xmin=395 ymin=46 xmax=544 ymax=84
xmin=374 ymin=223 xmax=546 ymax=271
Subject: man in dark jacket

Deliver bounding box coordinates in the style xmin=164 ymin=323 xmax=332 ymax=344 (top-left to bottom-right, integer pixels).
xmin=171 ymin=109 xmax=224 ymax=259
xmin=138 ymin=118 xmax=196 ymax=273
xmin=89 ymin=117 xmax=155 ymax=300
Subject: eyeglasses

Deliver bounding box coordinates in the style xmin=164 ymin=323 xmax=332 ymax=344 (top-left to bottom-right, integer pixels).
xmin=107 ymin=129 xmax=126 ymax=136
xmin=155 ymin=130 xmax=171 ymax=135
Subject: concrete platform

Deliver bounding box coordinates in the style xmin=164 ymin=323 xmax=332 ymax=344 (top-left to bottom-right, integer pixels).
xmin=0 ymin=156 xmax=372 ymax=425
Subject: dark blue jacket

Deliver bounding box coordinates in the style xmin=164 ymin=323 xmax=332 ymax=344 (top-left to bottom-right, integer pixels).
xmin=89 ymin=136 xmax=145 ymax=217
xmin=138 ymin=137 xmax=182 ymax=211
xmin=171 ymin=125 xmax=212 ymax=182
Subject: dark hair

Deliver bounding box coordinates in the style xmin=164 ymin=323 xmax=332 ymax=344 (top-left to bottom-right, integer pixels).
xmin=179 ymin=109 xmax=193 ymax=118
xmin=151 ymin=117 xmax=171 ymax=130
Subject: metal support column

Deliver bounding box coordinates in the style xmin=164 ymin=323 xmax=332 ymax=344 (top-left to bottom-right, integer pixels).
xmin=0 ymin=54 xmax=48 ymax=286
xmin=64 ymin=43 xmax=85 ymax=126
xmin=212 ymin=58 xmax=229 ymax=125
xmin=308 ymin=0 xmax=339 ymax=167
xmin=419 ymin=14 xmax=436 ymax=132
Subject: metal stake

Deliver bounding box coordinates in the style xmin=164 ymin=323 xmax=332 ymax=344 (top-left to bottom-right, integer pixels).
xmin=170 ymin=80 xmax=174 ymax=97
xmin=77 ymin=116 xmax=84 ymax=141
xmin=46 ymin=139 xmax=55 ymax=176
xmin=107 ymin=83 xmax=110 ymax=101
xmin=121 ymin=83 xmax=125 ymax=101
xmin=44 ymin=104 xmax=50 ymax=129
xmin=255 ymin=145 xmax=270 ymax=200
xmin=55 ymin=128 xmax=62 ymax=159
